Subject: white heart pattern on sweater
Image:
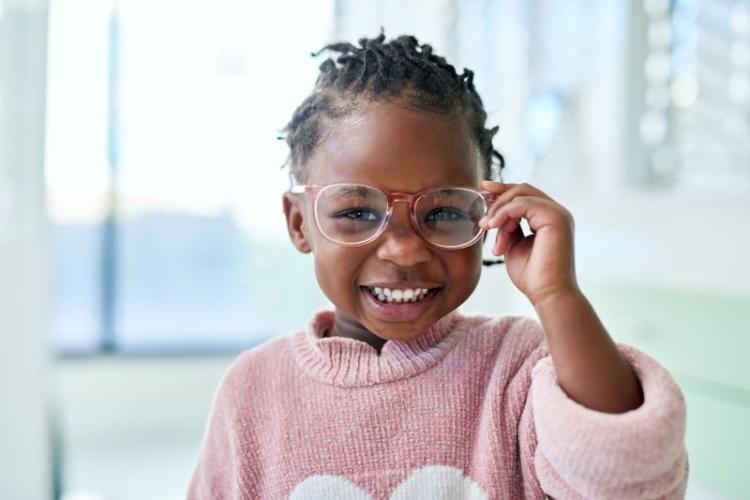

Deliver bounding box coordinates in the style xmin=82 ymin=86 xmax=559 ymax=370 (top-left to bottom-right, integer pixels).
xmin=289 ymin=465 xmax=488 ymax=499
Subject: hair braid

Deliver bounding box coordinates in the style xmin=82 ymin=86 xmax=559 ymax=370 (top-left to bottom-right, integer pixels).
xmin=281 ymin=31 xmax=505 ymax=183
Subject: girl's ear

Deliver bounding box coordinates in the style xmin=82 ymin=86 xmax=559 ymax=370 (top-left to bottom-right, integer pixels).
xmin=282 ymin=193 xmax=312 ymax=254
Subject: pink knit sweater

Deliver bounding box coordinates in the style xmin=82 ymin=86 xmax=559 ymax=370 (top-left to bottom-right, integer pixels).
xmin=187 ymin=309 xmax=688 ymax=499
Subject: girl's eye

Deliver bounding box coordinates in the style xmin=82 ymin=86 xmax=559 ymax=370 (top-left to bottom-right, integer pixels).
xmin=425 ymin=207 xmax=469 ymax=222
xmin=336 ymin=208 xmax=380 ymax=221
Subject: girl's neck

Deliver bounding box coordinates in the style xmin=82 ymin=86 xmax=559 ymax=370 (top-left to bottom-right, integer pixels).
xmin=328 ymin=307 xmax=387 ymax=354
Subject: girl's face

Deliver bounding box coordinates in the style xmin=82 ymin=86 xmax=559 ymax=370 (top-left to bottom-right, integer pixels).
xmin=283 ymin=101 xmax=483 ymax=342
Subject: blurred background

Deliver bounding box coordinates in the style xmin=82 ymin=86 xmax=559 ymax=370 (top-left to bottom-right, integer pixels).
xmin=1 ymin=0 xmax=749 ymax=498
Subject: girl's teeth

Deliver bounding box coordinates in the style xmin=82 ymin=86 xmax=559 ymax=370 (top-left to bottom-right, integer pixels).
xmin=367 ymin=286 xmax=432 ymax=304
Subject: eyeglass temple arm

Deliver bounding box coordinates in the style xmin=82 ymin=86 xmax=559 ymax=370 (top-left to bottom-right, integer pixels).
xmin=482 ymin=258 xmax=505 ymax=266
xmin=481 ymin=192 xmax=504 ymax=266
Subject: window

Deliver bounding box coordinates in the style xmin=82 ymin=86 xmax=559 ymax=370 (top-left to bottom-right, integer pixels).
xmin=46 ymin=0 xmax=335 ymax=353
xmin=635 ymin=0 xmax=750 ymax=193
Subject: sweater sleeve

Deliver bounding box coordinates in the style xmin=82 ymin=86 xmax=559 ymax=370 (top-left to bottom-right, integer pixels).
xmin=521 ymin=342 xmax=689 ymax=499
xmin=187 ymin=360 xmax=247 ymax=500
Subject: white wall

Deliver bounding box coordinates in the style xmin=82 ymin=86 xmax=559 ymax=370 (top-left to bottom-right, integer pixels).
xmin=0 ymin=0 xmax=53 ymax=498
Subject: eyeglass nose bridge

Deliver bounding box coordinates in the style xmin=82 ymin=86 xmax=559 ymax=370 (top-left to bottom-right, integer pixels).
xmin=386 ymin=191 xmax=419 ymax=206
xmin=381 ymin=192 xmax=423 ymax=238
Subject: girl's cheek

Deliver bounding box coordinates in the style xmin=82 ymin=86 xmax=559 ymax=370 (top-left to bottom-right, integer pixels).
xmin=452 ymin=247 xmax=482 ymax=292
xmin=313 ymin=245 xmax=359 ymax=288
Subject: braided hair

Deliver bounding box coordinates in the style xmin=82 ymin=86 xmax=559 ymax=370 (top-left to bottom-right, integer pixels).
xmin=280 ymin=31 xmax=505 ymax=184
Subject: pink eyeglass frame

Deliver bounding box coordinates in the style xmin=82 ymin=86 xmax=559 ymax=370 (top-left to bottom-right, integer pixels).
xmin=289 ymin=182 xmax=499 ymax=250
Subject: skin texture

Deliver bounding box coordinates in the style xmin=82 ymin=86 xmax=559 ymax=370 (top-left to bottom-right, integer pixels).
xmin=283 ymin=100 xmax=643 ymax=413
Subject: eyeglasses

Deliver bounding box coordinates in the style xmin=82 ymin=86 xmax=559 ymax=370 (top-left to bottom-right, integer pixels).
xmin=290 ymin=183 xmax=498 ymax=249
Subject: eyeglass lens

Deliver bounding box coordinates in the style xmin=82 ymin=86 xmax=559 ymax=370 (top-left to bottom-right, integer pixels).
xmin=315 ymin=184 xmax=486 ymax=247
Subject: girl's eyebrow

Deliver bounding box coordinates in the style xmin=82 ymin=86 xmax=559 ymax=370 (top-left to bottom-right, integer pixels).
xmin=336 ymin=185 xmax=372 ymax=197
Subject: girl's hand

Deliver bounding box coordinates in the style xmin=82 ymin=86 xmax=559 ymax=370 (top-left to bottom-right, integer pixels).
xmin=479 ymin=181 xmax=644 ymax=414
xmin=478 ymin=181 xmax=579 ymax=307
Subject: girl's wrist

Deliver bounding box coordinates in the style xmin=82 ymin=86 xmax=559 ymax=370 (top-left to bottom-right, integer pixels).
xmin=528 ymin=283 xmax=582 ymax=311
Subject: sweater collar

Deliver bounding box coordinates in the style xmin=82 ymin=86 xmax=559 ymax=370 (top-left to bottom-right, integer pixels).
xmin=292 ymin=309 xmax=461 ymax=387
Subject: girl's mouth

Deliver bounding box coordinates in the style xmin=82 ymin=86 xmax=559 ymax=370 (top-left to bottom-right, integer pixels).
xmin=359 ymin=285 xmax=442 ymax=322
xmin=364 ymin=286 xmax=438 ymax=303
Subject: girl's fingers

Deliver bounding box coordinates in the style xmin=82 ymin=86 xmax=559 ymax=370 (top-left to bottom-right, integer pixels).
xmin=479 ymin=187 xmax=510 ymax=227
xmin=489 ymin=196 xmax=561 ymax=235
xmin=489 ymin=184 xmax=548 ymax=220
xmin=492 ymin=197 xmax=535 ymax=229
xmin=480 ymin=180 xmax=515 ymax=193
xmin=504 ymin=226 xmax=525 ymax=255
xmin=480 ymin=195 xmax=536 ymax=230
xmin=480 ymin=181 xmax=515 ymax=209
xmin=481 ymin=182 xmax=552 ymax=223
xmin=500 ymin=214 xmax=525 ymax=233
xmin=493 ymin=225 xmax=525 ymax=256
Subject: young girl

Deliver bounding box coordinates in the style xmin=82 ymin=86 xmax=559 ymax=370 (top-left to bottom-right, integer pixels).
xmin=188 ymin=33 xmax=688 ymax=499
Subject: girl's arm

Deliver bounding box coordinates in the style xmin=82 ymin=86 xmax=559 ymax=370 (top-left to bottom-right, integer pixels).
xmin=479 ymin=180 xmax=642 ymax=413
xmin=533 ymin=288 xmax=643 ymax=413
xmin=479 ymin=181 xmax=687 ymax=497
xmin=517 ymin=336 xmax=688 ymax=499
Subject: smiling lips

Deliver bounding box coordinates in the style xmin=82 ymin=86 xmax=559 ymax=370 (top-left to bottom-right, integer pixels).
xmin=365 ymin=286 xmax=430 ymax=303
xmin=358 ymin=280 xmax=444 ymax=321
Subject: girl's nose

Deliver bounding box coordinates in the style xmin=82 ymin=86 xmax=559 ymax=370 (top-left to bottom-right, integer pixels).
xmin=375 ymin=203 xmax=432 ymax=267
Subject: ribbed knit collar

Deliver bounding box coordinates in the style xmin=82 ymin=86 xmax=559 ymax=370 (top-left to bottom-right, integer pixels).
xmin=292 ymin=309 xmax=462 ymax=387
